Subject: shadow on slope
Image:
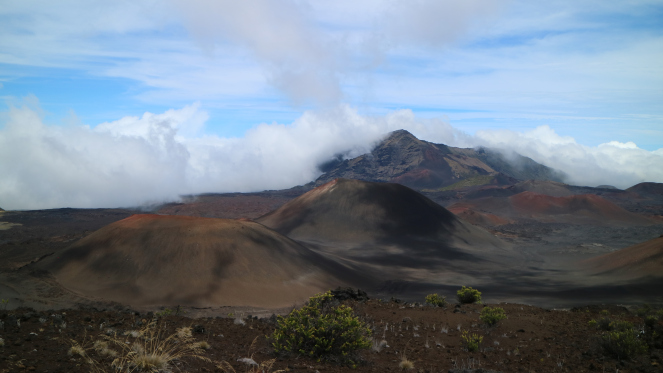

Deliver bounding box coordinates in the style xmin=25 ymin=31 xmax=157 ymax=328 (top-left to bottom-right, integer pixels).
xmin=258 ymin=179 xmax=511 ymax=287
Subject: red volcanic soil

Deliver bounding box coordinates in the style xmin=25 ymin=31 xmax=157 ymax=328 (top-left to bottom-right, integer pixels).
xmin=447 ymin=203 xmax=512 ymax=227
xmin=509 ymin=191 xmax=654 ymax=225
xmin=582 ymin=235 xmax=663 ymax=280
xmin=38 ymin=214 xmax=347 ymax=308
xmin=391 ymin=168 xmax=438 ymax=187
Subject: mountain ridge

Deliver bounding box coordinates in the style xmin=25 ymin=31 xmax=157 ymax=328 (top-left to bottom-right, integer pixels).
xmin=313 ymin=129 xmax=565 ymax=190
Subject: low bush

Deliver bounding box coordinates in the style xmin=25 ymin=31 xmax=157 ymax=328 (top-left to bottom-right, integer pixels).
xmin=425 ymin=293 xmax=447 ymax=307
xmin=601 ymin=328 xmax=647 ymax=359
xmin=480 ymin=307 xmax=506 ymax=326
xmin=461 ymin=330 xmax=483 ymax=352
xmin=635 ymin=304 xmax=652 ymax=317
xmin=589 ymin=318 xmax=625 ymax=331
xmin=271 ymin=291 xmax=372 ymax=364
xmin=643 ymin=315 xmax=663 ymax=349
xmin=456 ymin=286 xmax=481 ymax=304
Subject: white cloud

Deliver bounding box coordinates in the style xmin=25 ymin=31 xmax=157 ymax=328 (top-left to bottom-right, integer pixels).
xmin=379 ymin=0 xmax=505 ymax=48
xmin=95 ymin=102 xmax=208 ymax=138
xmin=173 ymin=0 xmax=343 ymax=106
xmin=0 ymin=98 xmax=464 ymax=210
xmin=1 ymin=100 xmax=661 ymax=210
xmin=474 ymin=125 xmax=663 ymax=189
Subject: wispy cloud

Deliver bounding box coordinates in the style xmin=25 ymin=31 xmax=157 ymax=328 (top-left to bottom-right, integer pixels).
xmin=2 ymin=0 xmax=661 ymax=137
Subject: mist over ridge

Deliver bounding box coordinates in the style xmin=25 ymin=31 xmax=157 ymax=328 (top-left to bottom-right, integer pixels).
xmin=1 ymin=99 xmax=662 ymax=211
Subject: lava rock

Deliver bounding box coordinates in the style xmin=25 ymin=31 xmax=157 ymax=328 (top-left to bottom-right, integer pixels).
xmin=330 ymin=287 xmax=369 ymax=302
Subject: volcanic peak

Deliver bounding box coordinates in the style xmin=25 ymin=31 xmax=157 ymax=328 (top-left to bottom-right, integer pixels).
xmin=314 ymin=129 xmax=564 ymax=190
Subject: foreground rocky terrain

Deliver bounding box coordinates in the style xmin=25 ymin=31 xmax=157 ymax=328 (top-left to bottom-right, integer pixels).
xmin=1 ymin=294 xmax=662 ymax=373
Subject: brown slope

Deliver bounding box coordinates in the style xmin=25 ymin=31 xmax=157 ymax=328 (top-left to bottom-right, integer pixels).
xmin=39 ymin=214 xmax=350 ymax=308
xmin=513 ymin=180 xmax=575 ymax=197
xmin=509 ymin=191 xmax=654 ymax=225
xmin=626 ymin=182 xmax=663 ymax=196
xmin=447 ymin=203 xmax=512 ymax=227
xmin=155 ymin=192 xmax=300 ymax=219
xmin=581 ymin=236 xmax=663 ymax=279
xmin=257 ymin=178 xmax=508 ymax=267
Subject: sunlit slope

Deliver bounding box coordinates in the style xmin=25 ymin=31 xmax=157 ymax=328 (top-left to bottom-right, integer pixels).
xmin=41 ymin=214 xmax=349 ymax=307
xmin=582 ymin=236 xmax=663 ymax=280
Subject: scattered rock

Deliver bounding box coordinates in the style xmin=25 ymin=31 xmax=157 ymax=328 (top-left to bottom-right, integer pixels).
xmin=330 ymin=287 xmax=369 ymax=302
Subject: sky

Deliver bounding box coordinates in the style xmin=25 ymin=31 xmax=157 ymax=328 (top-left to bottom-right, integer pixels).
xmin=1 ymin=0 xmax=662 ymax=210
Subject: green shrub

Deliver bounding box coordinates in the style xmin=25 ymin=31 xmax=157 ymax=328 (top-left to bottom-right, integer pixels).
xmin=425 ymin=293 xmax=447 ymax=307
xmin=643 ymin=315 xmax=663 ymax=349
xmin=461 ymin=330 xmax=483 ymax=352
xmin=589 ymin=317 xmax=616 ymax=331
xmin=271 ymin=291 xmax=372 ymax=364
xmin=155 ymin=308 xmax=173 ymax=317
xmin=635 ymin=304 xmax=652 ymax=317
xmin=601 ymin=329 xmax=647 ymax=359
xmin=456 ymin=286 xmax=481 ymax=304
xmin=609 ymin=320 xmax=634 ymax=332
xmin=480 ymin=307 xmax=507 ymax=326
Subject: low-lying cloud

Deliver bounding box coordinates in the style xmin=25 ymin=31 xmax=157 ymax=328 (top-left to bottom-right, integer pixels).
xmin=1 ymin=99 xmax=662 ymax=210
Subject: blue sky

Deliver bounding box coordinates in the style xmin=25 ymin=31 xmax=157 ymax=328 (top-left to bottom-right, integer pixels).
xmin=1 ymin=0 xmax=662 ymax=209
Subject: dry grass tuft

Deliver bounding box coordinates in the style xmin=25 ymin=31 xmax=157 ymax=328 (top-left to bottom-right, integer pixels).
xmin=92 ymin=340 xmax=118 ymax=358
xmin=68 ymin=344 xmax=86 ymax=357
xmin=193 ymin=341 xmax=211 ymax=350
xmin=399 ymin=342 xmax=414 ymax=370
xmin=106 ymin=321 xmax=211 ymax=372
xmin=176 ymin=326 xmax=192 ymax=339
xmin=123 ymin=330 xmax=143 ymax=338
xmin=372 ymin=339 xmax=388 ymax=352
xmin=399 ymin=357 xmax=414 ymax=370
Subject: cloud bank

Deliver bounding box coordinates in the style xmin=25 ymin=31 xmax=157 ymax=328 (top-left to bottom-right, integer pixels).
xmin=1 ymin=99 xmax=661 ymax=210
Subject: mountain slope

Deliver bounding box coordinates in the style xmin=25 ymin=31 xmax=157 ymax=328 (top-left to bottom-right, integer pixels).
xmin=582 ymin=235 xmax=663 ymax=280
xmin=39 ymin=214 xmax=352 ymax=307
xmin=257 ymin=178 xmax=509 ymax=271
xmin=314 ymin=130 xmax=564 ymax=190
